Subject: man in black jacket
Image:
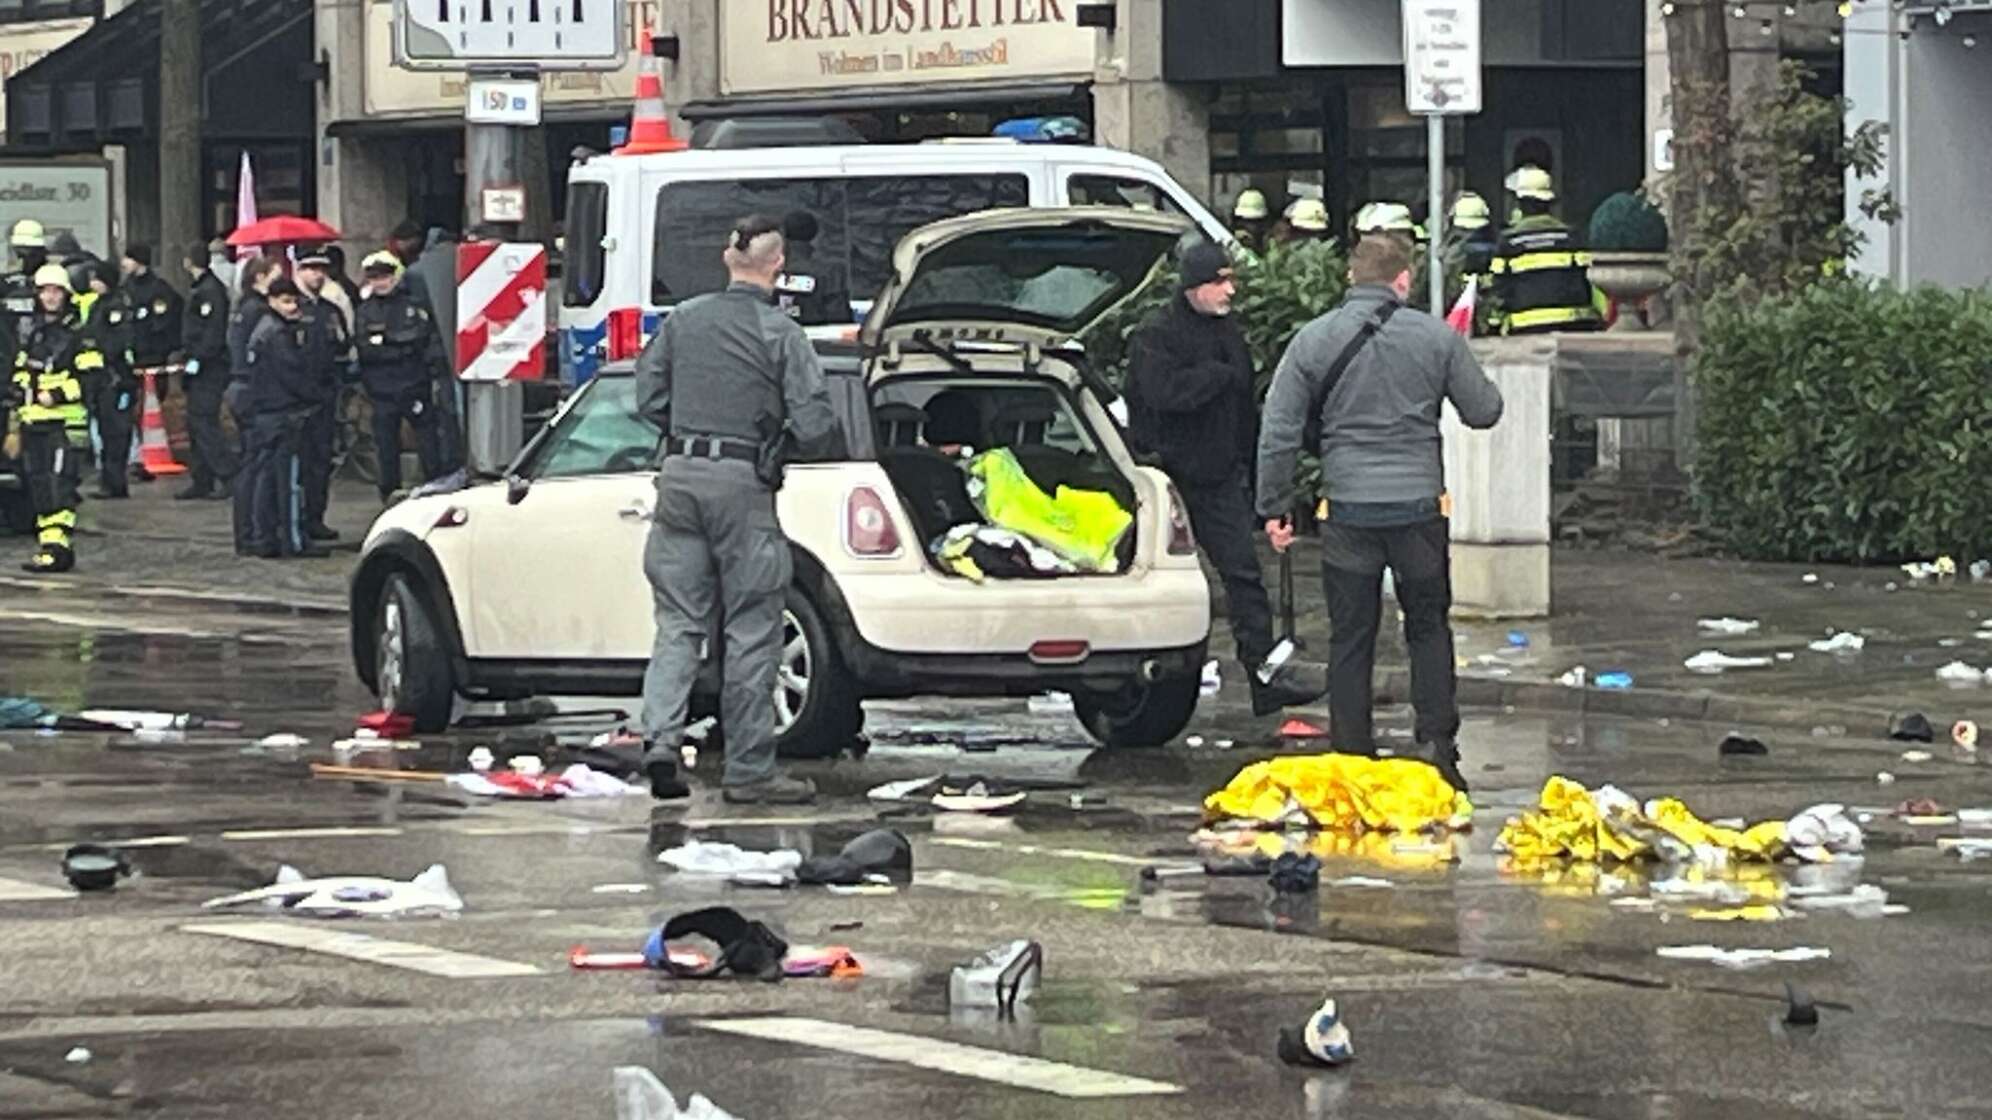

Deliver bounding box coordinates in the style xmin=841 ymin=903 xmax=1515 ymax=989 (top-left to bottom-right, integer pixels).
xmin=355 ymin=251 xmax=447 ymax=503
xmin=236 ymin=279 xmax=324 ymax=559
xmin=178 ymin=243 xmax=238 ymax=500
xmin=1125 ymin=241 xmax=1324 ymax=717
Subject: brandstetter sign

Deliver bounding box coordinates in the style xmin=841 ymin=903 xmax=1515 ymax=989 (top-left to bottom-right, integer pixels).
xmin=721 ymin=0 xmax=1094 ymax=95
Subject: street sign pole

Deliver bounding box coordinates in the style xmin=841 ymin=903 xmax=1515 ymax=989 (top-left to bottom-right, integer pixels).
xmin=463 ymin=70 xmax=529 ymax=475
xmin=1402 ymin=0 xmax=1482 ymax=316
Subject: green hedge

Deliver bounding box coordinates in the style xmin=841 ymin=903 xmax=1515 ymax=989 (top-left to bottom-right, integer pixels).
xmin=1693 ymin=281 xmax=1992 ymax=562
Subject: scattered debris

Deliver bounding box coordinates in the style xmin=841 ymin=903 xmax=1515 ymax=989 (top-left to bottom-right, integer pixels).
xmin=467 ymin=746 xmax=495 ymax=772
xmin=61 ymin=844 xmax=132 ymax=892
xmin=1935 ymin=660 xmax=1987 ymax=685
xmin=1938 ymin=837 xmax=1992 ymax=860
xmin=1790 ymin=884 xmax=1890 ymax=918
xmin=1956 ymin=721 xmax=1980 ymax=752
xmin=1775 ymin=652 xmax=1797 ymax=662
xmin=1215 ymin=738 xmax=1237 ymax=750
xmin=1896 ymin=797 xmax=1948 ymax=817
xmin=1877 ymin=771 xmax=1897 ymax=785
xmin=796 ymin=829 xmax=914 ymax=886
xmin=1277 ymin=996 xmax=1355 ymax=1068
xmin=1205 ymin=754 xmax=1472 ymax=833
xmin=447 ymin=764 xmax=642 ymax=800
xmin=1506 ymin=630 xmax=1530 ymax=648
xmin=950 ymin=939 xmax=1042 ymax=1016
xmin=645 ymin=907 xmax=790 ymax=980
xmin=65 ymin=1047 xmax=90 ymax=1064
xmin=1655 ymin=945 xmax=1831 ymax=970
xmin=658 ymin=841 xmax=802 ymax=882
xmin=613 ymin=1066 xmax=746 ymax=1120
xmin=1328 ymin=876 xmax=1396 ymax=889
xmin=1267 ymin=853 xmax=1321 ymax=894
xmin=1501 ymin=779 xmax=1853 ymax=865
xmin=593 ymin=883 xmax=651 ymax=895
xmin=1972 ymin=559 xmax=1992 ymax=583
xmin=1027 ymin=692 xmax=1075 ymax=715
xmin=1718 ymin=734 xmax=1770 ymax=757
xmin=1686 ymin=650 xmax=1773 ymax=673
xmin=1890 ymin=712 xmax=1936 ymax=743
xmin=1201 ymin=659 xmax=1222 ymax=697
xmin=1595 ymin=671 xmax=1634 ymax=690
xmin=1698 ymin=617 xmax=1762 ymax=635
xmin=1807 ymin=632 xmax=1865 ymax=654
xmin=257 ymin=733 xmax=308 ymax=749
xmin=1786 ymin=804 xmax=1867 ymax=855
xmin=1802 ymin=573 xmax=1819 ymax=584
xmin=1687 ymin=905 xmax=1786 ymax=922
xmin=1784 ymin=982 xmax=1819 ymax=1027
xmin=354 ymin=710 xmax=416 ymax=737
xmin=1957 ymin=808 xmax=1992 ymax=826
xmin=1185 ymin=735 xmax=1206 ymax=749
xmin=1279 ymin=718 xmax=1328 ymax=739
xmin=1900 ymin=749 xmax=1935 ymax=764
xmin=79 ymin=709 xmax=242 ymax=732
xmin=201 ymin=864 xmax=463 ymax=918
xmin=931 ymin=779 xmax=1026 ymax=814
xmin=1558 ymin=667 xmax=1588 ymax=688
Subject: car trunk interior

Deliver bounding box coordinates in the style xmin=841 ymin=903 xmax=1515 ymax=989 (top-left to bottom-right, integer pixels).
xmin=870 ymin=371 xmax=1139 ymax=578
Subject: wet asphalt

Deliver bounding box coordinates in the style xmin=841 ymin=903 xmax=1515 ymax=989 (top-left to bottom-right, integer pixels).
xmin=5 ymin=584 xmax=1992 ymax=1118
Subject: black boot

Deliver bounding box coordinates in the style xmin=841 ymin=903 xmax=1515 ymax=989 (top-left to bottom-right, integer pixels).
xmin=647 ymin=760 xmax=691 ymax=801
xmin=1250 ymin=659 xmax=1328 ymax=717
xmin=1416 ymin=737 xmax=1469 ymax=794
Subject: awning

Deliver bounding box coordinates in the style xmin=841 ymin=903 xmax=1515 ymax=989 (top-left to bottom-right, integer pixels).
xmin=4 ymin=0 xmax=312 ymax=153
xmin=680 ymin=81 xmax=1090 ymax=122
xmin=325 ymin=105 xmax=630 ymax=140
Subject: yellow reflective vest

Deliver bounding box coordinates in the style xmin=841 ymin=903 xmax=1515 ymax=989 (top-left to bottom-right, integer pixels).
xmin=12 ymin=306 xmax=89 ymax=438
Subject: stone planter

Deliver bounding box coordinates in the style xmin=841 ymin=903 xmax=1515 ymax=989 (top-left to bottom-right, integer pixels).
xmin=1588 ymin=251 xmax=1671 ymax=331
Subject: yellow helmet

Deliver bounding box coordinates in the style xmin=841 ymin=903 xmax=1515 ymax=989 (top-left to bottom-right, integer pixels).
xmin=1450 ymin=191 xmax=1492 ymax=230
xmin=1354 ymin=202 xmax=1416 ymax=234
xmin=1232 ymin=189 xmax=1270 ymax=221
xmin=1505 ymin=165 xmax=1556 ymax=201
xmin=1286 ymin=198 xmax=1329 ymax=232
xmin=32 ymin=263 xmax=71 ymax=292
xmin=11 ymin=219 xmax=45 ymax=249
xmin=361 ymin=250 xmax=405 ymax=277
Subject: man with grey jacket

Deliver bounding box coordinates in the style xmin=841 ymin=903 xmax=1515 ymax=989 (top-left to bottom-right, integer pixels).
xmin=1255 ymin=236 xmax=1503 ymax=791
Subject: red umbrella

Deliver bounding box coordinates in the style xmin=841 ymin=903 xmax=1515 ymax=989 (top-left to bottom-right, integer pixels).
xmin=225 ymin=215 xmax=341 ymax=248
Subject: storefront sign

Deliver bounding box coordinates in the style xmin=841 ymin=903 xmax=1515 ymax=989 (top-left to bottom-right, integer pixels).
xmin=721 ymin=0 xmax=1095 ymax=95
xmin=0 ymin=18 xmax=95 ymax=143
xmin=0 ymin=159 xmax=112 ymax=259
xmin=363 ymin=0 xmax=655 ymax=116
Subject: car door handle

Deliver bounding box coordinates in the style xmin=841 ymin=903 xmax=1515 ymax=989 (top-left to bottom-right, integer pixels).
xmin=617 ymin=503 xmax=652 ymax=521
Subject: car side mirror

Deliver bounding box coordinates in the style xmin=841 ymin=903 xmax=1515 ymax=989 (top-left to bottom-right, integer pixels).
xmin=506 ymin=473 xmax=531 ymax=505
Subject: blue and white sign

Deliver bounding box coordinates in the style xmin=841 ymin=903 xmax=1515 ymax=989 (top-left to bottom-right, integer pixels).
xmin=465 ymin=78 xmax=543 ymax=126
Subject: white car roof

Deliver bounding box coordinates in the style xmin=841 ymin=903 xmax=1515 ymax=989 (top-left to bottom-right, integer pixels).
xmin=572 ymin=142 xmax=1178 ymax=179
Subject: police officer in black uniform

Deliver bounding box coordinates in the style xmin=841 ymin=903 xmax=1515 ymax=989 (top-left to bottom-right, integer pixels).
xmin=293 ymin=250 xmax=350 ymax=540
xmin=354 ymin=251 xmax=447 ymax=503
xmin=76 ymin=262 xmax=136 ymax=499
xmin=236 ymin=279 xmax=324 ymax=559
xmin=178 ymin=242 xmax=239 ymax=501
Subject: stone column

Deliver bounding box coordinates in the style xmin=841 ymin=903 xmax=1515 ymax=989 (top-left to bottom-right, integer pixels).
xmin=665 ymin=0 xmax=721 ymax=135
xmin=1644 ymin=0 xmax=1671 ymax=192
xmin=1091 ymin=0 xmax=1211 ymax=204
xmin=1449 ymin=337 xmax=1554 ymax=618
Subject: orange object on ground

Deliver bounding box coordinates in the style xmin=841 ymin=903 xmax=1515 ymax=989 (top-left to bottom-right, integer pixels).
xmin=1280 ymin=718 xmax=1327 ymax=739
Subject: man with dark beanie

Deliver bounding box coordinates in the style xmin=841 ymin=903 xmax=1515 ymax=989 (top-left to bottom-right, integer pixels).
xmin=1125 ymin=240 xmax=1326 ymax=717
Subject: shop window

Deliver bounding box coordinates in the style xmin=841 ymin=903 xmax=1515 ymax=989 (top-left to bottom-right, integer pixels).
xmin=650 ymin=173 xmax=1028 ymax=314
xmin=562 ymin=182 xmax=608 ymax=308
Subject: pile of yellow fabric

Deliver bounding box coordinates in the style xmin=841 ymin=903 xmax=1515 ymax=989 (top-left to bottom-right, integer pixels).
xmin=1497 ymin=776 xmax=1787 ymax=865
xmin=1201 ymin=754 xmax=1473 ymax=833
xmin=964 ymin=448 xmax=1132 ymax=573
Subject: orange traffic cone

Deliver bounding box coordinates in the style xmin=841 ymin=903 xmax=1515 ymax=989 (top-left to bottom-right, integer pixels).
xmin=614 ymin=29 xmax=687 ymax=156
xmin=136 ymin=370 xmax=186 ymax=476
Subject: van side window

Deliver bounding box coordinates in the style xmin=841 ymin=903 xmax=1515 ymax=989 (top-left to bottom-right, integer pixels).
xmin=651 ymin=173 xmax=1028 ymax=313
xmin=1068 ymin=174 xmax=1182 ymax=215
xmin=562 ymin=182 xmax=609 ymax=308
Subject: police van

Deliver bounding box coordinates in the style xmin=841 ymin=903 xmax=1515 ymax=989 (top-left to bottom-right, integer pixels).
xmin=558 ymin=132 xmax=1228 ymax=380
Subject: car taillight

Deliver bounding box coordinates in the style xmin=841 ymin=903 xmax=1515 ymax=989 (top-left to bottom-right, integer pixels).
xmin=844 ymin=486 xmax=901 ymax=557
xmin=1166 ymin=484 xmax=1197 ymax=555
xmin=1029 ymin=639 xmax=1091 ymax=664
xmin=605 ymin=307 xmax=644 ymax=360
xmin=432 ymin=505 xmax=469 ymax=530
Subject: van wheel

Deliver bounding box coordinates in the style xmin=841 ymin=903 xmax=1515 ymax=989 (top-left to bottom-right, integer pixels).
xmin=375 ymin=573 xmax=456 ymax=733
xmin=1075 ymin=672 xmax=1202 ymax=750
xmin=774 ymin=588 xmax=862 ymax=760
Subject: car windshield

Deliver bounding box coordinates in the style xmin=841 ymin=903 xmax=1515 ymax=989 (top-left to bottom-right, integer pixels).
xmin=884 ymin=224 xmax=1181 ymax=335
xmin=522 ymin=377 xmax=660 ymax=480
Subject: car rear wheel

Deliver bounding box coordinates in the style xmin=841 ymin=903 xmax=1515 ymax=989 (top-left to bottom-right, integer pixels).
xmin=774 ymin=587 xmax=862 ymax=759
xmin=375 ymin=573 xmax=456 ymax=733
xmin=1074 ymin=671 xmax=1202 ymax=750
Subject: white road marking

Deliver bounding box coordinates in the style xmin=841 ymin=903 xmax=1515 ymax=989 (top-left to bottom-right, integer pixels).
xmin=219 ymin=827 xmax=405 ymax=841
xmin=695 ymin=1017 xmax=1180 ymax=1098
xmin=34 ymin=835 xmax=189 ymax=852
xmin=929 ymin=837 xmax=1148 ymax=867
xmin=916 ymin=869 xmax=1045 ymax=898
xmin=0 ymin=876 xmax=75 ymax=902
xmin=182 ymin=921 xmax=542 ymax=978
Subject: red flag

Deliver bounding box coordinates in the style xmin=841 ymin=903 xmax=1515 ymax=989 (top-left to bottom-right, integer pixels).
xmin=1446 ymin=275 xmax=1478 ymax=336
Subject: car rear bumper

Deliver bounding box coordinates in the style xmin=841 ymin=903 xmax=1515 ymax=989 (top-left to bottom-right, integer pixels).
xmin=829 ymin=565 xmax=1212 ymax=656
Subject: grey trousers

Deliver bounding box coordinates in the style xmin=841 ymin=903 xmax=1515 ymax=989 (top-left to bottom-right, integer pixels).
xmin=639 ymin=458 xmax=791 ymax=787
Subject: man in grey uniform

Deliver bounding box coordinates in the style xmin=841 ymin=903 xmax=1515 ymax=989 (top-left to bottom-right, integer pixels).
xmin=635 ymin=214 xmax=838 ymax=804
xmin=1256 ymin=235 xmax=1503 ymax=792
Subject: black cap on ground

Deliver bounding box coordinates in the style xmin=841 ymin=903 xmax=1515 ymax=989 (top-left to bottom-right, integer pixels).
xmin=1889 ymin=712 xmax=1935 ymax=743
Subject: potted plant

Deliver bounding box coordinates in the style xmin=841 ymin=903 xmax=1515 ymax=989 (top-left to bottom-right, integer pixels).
xmin=1586 ymin=191 xmax=1670 ymax=330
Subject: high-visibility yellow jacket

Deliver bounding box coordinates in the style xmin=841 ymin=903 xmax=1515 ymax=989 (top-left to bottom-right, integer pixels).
xmin=1486 ymin=215 xmax=1605 ymax=335
xmin=12 ymin=306 xmax=89 ymax=438
xmin=964 ymin=448 xmax=1132 ymax=573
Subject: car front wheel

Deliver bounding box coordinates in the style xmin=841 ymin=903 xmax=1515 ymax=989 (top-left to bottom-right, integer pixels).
xmin=375 ymin=572 xmax=456 ymax=733
xmin=773 ymin=587 xmax=862 ymax=759
xmin=1074 ymin=671 xmax=1202 ymax=749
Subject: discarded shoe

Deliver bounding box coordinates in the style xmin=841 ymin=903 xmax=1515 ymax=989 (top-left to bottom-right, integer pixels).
xmin=1718 ymin=733 xmax=1770 ymax=757
xmin=1252 ymin=660 xmax=1328 ymax=717
xmin=721 ymin=774 xmax=816 ymax=805
xmin=1267 ymin=852 xmax=1321 ymax=894
xmin=1889 ymin=712 xmax=1936 ymax=743
xmin=796 ymin=828 xmax=913 ymax=886
xmin=647 ymin=761 xmax=690 ymax=801
xmin=1277 ymin=996 xmax=1354 ymax=1067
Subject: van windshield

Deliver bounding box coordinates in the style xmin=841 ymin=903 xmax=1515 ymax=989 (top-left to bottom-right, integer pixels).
xmin=650 ymin=174 xmax=1028 ymax=323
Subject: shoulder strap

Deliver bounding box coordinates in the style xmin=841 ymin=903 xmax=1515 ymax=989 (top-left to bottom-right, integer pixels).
xmin=1306 ymin=301 xmax=1401 ymax=428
